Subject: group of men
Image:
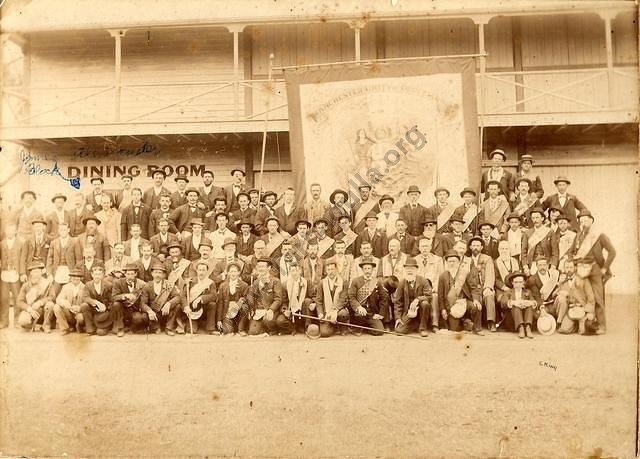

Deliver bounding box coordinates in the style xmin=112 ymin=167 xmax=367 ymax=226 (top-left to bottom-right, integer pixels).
xmin=0 ymin=149 xmax=616 ymax=339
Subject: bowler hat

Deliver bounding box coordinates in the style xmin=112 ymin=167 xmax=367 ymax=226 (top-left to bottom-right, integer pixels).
xmin=556 ymin=213 xmax=570 ymax=222
xmin=537 ymin=314 xmax=557 ymax=335
xmin=313 ymin=217 xmax=329 ymax=227
xmin=519 ymin=154 xmax=535 ymax=164
xmin=459 ymin=187 xmax=476 ymax=198
xmin=230 ymin=168 xmax=246 ymax=177
xmin=150 ymin=262 xmax=166 ymax=273
xmin=378 ymin=194 xmax=395 ymax=205
xmin=31 ymin=219 xmax=47 ymax=226
xmin=489 ymin=149 xmax=507 ymax=160
xmin=359 ymin=259 xmax=377 ymax=269
xmin=90 ymin=176 xmax=105 ymax=184
xmin=265 ymin=216 xmax=280 ymax=226
xmin=69 ymin=269 xmax=84 ymax=278
xmin=51 ymin=193 xmax=67 ymax=203
xmin=26 ymin=261 xmax=46 ymax=272
xmin=358 ymin=183 xmax=372 ymax=190
xmin=404 ymin=257 xmax=419 ymax=268
xmin=444 ymin=250 xmax=460 ymax=261
xmin=189 ymin=218 xmax=204 ymax=227
xmin=553 ymin=176 xmax=571 ymax=185
xmin=185 ymin=187 xmax=200 ymax=197
xmin=507 ymin=211 xmax=522 ymax=222
xmin=198 ymin=241 xmax=213 ymax=249
xmin=150 ymin=169 xmax=166 ymax=178
xmin=505 ymin=271 xmax=526 ymax=289
xmin=449 ymin=215 xmax=464 ymax=224
xmin=21 ymin=190 xmax=37 ymax=200
xmin=174 ymin=175 xmax=189 ymax=183
xmin=529 ymin=207 xmax=545 ymax=218
xmin=261 ymin=191 xmax=277 ymax=202
xmin=577 ymin=209 xmax=594 ymax=221
xmin=166 ymin=242 xmax=182 ymax=252
xmin=364 ymin=211 xmax=379 ymax=220
xmin=295 ymin=219 xmax=312 ymax=229
xmin=433 ymin=187 xmax=450 ymax=198
xmin=82 ymin=216 xmax=101 ymax=226
xmin=478 ymin=221 xmax=495 ymax=229
xmin=329 ymin=189 xmax=349 ymax=205
xmin=305 ymin=323 xmax=321 ymax=339
xmin=123 ymin=262 xmax=139 ymax=272
xmin=406 ymin=185 xmax=421 ymax=195
xmin=422 ymin=216 xmax=437 ymax=225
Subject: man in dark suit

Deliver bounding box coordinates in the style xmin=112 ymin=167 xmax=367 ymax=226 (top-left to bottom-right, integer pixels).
xmin=69 ymin=192 xmax=95 ymax=237
xmin=85 ymin=177 xmax=111 ymax=213
xmin=355 ymin=211 xmax=387 ymax=258
xmin=347 ymin=259 xmax=388 ymax=336
xmin=45 ymin=193 xmax=72 ymax=240
xmin=427 ymin=187 xmax=456 ymax=234
xmin=216 ymin=261 xmax=251 ymax=335
xmin=143 ymin=169 xmax=171 ymax=210
xmin=236 ymin=220 xmax=258 ymax=261
xmin=111 ymin=263 xmax=147 ymax=333
xmin=149 ymin=193 xmax=178 ymax=237
xmin=523 ymin=208 xmax=559 ymax=274
xmin=224 ymin=168 xmax=247 ymax=214
xmin=301 ymin=240 xmax=325 ymax=299
xmin=140 ymin=262 xmax=182 ymax=335
xmin=74 ymin=245 xmax=102 ymax=283
xmin=478 ymin=222 xmax=499 ymax=259
xmin=230 ymin=192 xmax=257 ymax=235
xmin=398 ymin=185 xmax=429 ymax=237
xmin=246 ymin=258 xmax=291 ymax=335
xmin=74 ymin=216 xmax=111 ymax=263
xmin=481 ymin=149 xmax=515 ymax=200
xmin=393 ymin=218 xmax=417 ymax=256
xmin=442 ymin=216 xmax=471 ymax=249
xmin=21 ymin=220 xmax=51 ymax=281
xmin=324 ymin=189 xmax=350 ymax=238
xmin=542 ymin=176 xmax=588 ymax=232
xmin=170 ymin=175 xmax=190 ymax=209
xmin=198 ymin=170 xmax=226 ymax=211
xmin=417 ymin=217 xmax=450 ymax=258
xmin=80 ymin=262 xmax=123 ymax=336
xmin=120 ymin=188 xmax=151 ymax=241
xmin=392 ymin=257 xmax=433 ymax=336
xmin=274 ymin=188 xmax=308 ymax=236
xmin=181 ymin=260 xmax=219 ymax=334
xmin=170 ymin=188 xmax=206 ymax=235
xmin=569 ymin=210 xmax=616 ymax=334
xmin=46 ymin=222 xmax=76 ymax=296
xmin=149 ymin=218 xmax=179 ymax=260
xmin=114 ymin=174 xmax=134 ymax=211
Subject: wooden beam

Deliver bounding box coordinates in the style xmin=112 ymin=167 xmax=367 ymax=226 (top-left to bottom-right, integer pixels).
xmin=604 ymin=17 xmax=614 ymax=108
xmin=108 ymin=30 xmax=127 ymax=122
xmin=502 ymin=126 xmax=513 ymax=135
xmin=511 ymin=17 xmax=525 ymax=113
xmin=244 ymin=140 xmax=255 ymax=187
xmin=243 ymin=28 xmax=253 ymax=118
xmin=526 ymin=125 xmax=538 ymax=135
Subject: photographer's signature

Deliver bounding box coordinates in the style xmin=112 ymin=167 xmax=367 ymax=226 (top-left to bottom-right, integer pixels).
xmin=19 ymin=151 xmax=80 ymax=189
xmin=539 ymin=361 xmax=558 ymax=371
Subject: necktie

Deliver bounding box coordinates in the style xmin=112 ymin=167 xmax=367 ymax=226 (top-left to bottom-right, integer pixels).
xmin=128 ymin=282 xmax=134 ymax=291
xmin=134 ymin=207 xmax=139 ymax=215
xmin=422 ymin=258 xmax=428 ymax=267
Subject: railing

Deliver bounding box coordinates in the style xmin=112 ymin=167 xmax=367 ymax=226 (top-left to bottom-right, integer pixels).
xmin=1 ymin=67 xmax=637 ymax=130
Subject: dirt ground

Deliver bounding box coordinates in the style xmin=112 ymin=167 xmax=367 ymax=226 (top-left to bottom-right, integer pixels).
xmin=0 ymin=294 xmax=637 ymax=458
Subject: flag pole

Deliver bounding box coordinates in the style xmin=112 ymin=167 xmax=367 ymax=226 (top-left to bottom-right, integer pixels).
xmin=258 ymin=53 xmax=275 ymax=202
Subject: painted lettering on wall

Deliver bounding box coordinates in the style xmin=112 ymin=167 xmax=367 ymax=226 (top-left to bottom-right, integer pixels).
xmin=67 ymin=164 xmax=207 ymax=179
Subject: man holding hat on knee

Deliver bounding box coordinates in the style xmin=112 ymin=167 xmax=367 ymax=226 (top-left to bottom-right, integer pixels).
xmin=392 ymin=257 xmax=433 ymax=337
xmin=16 ymin=261 xmax=55 ymax=331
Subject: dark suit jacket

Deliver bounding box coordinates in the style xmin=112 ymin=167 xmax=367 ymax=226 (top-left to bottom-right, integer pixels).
xmin=442 ymin=232 xmax=471 ymax=249
xmin=523 ymin=227 xmax=559 ymax=268
xmin=570 ymin=230 xmax=616 ymax=274
xmin=82 ymin=279 xmax=113 ymax=308
xmin=140 ymin=280 xmax=181 ymax=313
xmin=198 ymin=186 xmax=226 ymax=211
xmin=1 ymin=237 xmax=24 ymax=274
xmin=525 ymin=273 xmax=556 ymax=305
xmin=170 ymin=204 xmax=206 ymax=233
xmin=398 ymin=204 xmax=429 ymax=237
xmin=254 ymin=204 xmax=276 ymax=236
xmin=480 ymin=237 xmax=499 ymax=259
xmin=395 ymin=233 xmax=417 ymax=256
xmin=74 ymin=233 xmax=111 ymax=263
xmin=75 ymin=259 xmax=103 ymax=283
xmin=170 ymin=191 xmax=188 ymax=209
xmin=301 ymin=256 xmax=325 ymax=297
xmin=274 ymin=205 xmax=307 ymax=236
xmin=392 ymin=276 xmax=432 ymax=320
xmin=46 ymin=237 xmax=77 ymax=275
xmin=22 ymin=236 xmax=52 ymax=274
xmin=149 ymin=208 xmax=179 ymax=236
xmin=217 ymin=278 xmax=249 ymax=323
xmin=348 ymin=276 xmax=389 ymax=316
xmin=437 ymin=269 xmax=481 ymax=312
xmin=143 ymin=186 xmax=171 ymax=210
xmin=230 ymin=207 xmax=257 ymax=233
xmin=355 ymin=228 xmax=388 ymax=259
xmin=247 ymin=277 xmax=283 ymax=313
xmin=481 ymin=169 xmax=515 ymax=199
xmin=416 ymin=234 xmax=451 ymax=258
xmin=237 ymin=233 xmax=259 ymax=258
xmin=111 ymin=277 xmax=146 ymax=309
xmin=45 ymin=210 xmax=72 ymax=239
xmin=542 ymin=193 xmax=588 ymax=232
xmin=510 ymin=195 xmax=541 ymax=229
xmin=350 ymin=200 xmax=380 ymax=234
xmin=69 ymin=207 xmax=95 ymax=238
xmin=85 ymin=192 xmax=113 ymax=213
xmin=224 ymin=184 xmax=247 ymax=214
xmin=150 ymin=232 xmax=179 ymax=257
xmin=323 ymin=205 xmax=350 ymax=238
xmin=134 ymin=256 xmax=161 ymax=282
xmin=120 ymin=203 xmax=151 ymax=240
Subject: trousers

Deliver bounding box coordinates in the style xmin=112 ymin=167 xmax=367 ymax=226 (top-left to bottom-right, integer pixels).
xmin=447 ymin=300 xmax=482 ymax=332
xmin=396 ymin=300 xmax=431 ymax=334
xmin=351 ymin=315 xmax=384 ymax=336
xmin=53 ymin=304 xmax=84 ymax=332
xmin=0 ymin=280 xmax=20 ymax=327
xmin=319 ymin=308 xmax=350 ymax=337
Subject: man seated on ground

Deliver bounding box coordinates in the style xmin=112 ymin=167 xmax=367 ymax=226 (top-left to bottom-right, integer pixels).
xmin=140 ymin=262 xmax=182 ymax=336
xmin=53 ymin=268 xmax=86 ymax=335
xmin=105 ymin=242 xmax=131 ymax=280
xmin=182 ymin=260 xmax=218 ymax=335
xmin=282 ymin=260 xmax=314 ymax=335
xmin=504 ymin=272 xmax=538 ymax=339
xmin=556 ymin=257 xmax=597 ymax=335
xmin=216 ymin=261 xmax=250 ymax=336
xmin=246 ymin=258 xmax=291 ymax=336
xmin=211 ymin=236 xmax=250 ymax=286
xmin=315 ymin=257 xmax=350 ymax=337
xmin=437 ymin=250 xmax=484 ymax=336
xmin=526 ymin=255 xmax=561 ymax=323
xmin=393 ymin=257 xmax=433 ymax=337
xmin=16 ymin=261 xmax=55 ymax=332
xmin=111 ymin=262 xmax=147 ymax=334
xmin=347 ymin=259 xmax=386 ymax=336
xmin=80 ymin=262 xmax=123 ymax=337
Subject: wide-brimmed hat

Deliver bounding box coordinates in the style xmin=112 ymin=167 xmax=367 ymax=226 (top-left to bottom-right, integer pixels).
xmin=359 ymin=259 xmax=377 ymax=269
xmin=230 ymin=168 xmax=246 ymax=177
xmin=166 ymin=242 xmax=183 ymax=252
xmin=478 ymin=221 xmax=495 ymax=230
xmin=51 ymin=193 xmax=67 ymax=203
xmin=329 ymin=189 xmax=349 ymax=205
xmin=26 ymin=261 xmax=46 ymax=272
xmin=295 ymin=219 xmax=312 ymax=229
xmin=237 ymin=219 xmax=256 ymax=231
xmin=150 ymin=262 xmax=166 ymax=273
xmin=505 ymin=271 xmax=527 ymax=289
xmin=537 ymin=314 xmax=557 ymax=336
xmin=553 ymin=176 xmax=571 ymax=185
xmin=567 ymin=306 xmax=586 ymax=321
xmin=577 ymin=209 xmax=594 ymax=221
xmin=305 ymin=323 xmax=321 ymax=339
xmin=378 ymin=194 xmax=395 ymax=205
xmin=450 ymin=299 xmax=467 ymax=319
xmin=433 ymin=187 xmax=450 ymax=198
xmin=222 ymin=236 xmax=237 ymax=248
xmin=82 ymin=216 xmax=101 ymax=226
xmin=123 ymin=262 xmax=139 ymax=273
xmin=459 ymin=187 xmax=476 ymax=198
xmin=313 ymin=217 xmax=329 ymax=227
xmin=444 ymin=250 xmax=460 ymax=261
xmin=261 ymin=191 xmax=277 ymax=202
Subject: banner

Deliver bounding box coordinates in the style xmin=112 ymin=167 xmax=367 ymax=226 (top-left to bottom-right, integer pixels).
xmin=285 ymin=59 xmax=481 ymax=208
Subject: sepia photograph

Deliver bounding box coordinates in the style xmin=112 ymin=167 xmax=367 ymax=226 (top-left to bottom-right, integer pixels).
xmin=0 ymin=0 xmax=637 ymax=457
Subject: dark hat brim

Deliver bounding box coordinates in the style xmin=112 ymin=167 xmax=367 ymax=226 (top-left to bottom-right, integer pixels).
xmin=329 ymin=189 xmax=349 ymax=204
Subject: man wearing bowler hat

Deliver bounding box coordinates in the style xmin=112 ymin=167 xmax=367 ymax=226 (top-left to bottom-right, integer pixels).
xmin=428 ymin=187 xmax=456 ymax=234
xmin=516 ymin=154 xmax=544 ymax=199
xmin=170 ymin=175 xmax=190 ymax=209
xmin=569 ymin=209 xmax=616 ymax=334
xmin=16 ymin=261 xmax=55 ymax=332
xmin=140 ymin=262 xmax=182 ymax=335
xmin=356 ymin=211 xmax=387 ymax=259
xmin=170 ymin=187 xmax=206 ymax=236
xmin=53 ymin=268 xmax=86 ymax=335
xmin=437 ymin=250 xmax=484 ymax=335
xmin=399 ymin=185 xmax=428 ymax=237
xmin=86 ymin=176 xmax=110 ymax=213
xmin=481 ymin=149 xmax=515 ymax=200
xmin=225 ymin=168 xmax=247 ymax=214
xmin=21 ymin=220 xmax=51 ymax=281
xmin=324 ymin=189 xmax=350 ymax=238
xmin=143 ymin=169 xmax=171 ymax=210
xmin=348 ymin=259 xmax=387 ymax=336
xmin=351 ymin=184 xmax=380 ymax=234
xmin=454 ymin=187 xmax=481 ymax=237
xmin=542 ymin=176 xmax=587 ymax=233
xmin=181 ymin=218 xmax=210 ymax=261
xmin=442 ymin=215 xmax=470 ymax=248
xmin=212 ymin=236 xmax=250 ymax=286
xmin=216 ymin=260 xmax=250 ymax=335
xmin=467 ymin=235 xmax=497 ymax=331
xmin=80 ymin=261 xmax=124 ymax=337
xmin=45 ymin=193 xmax=72 ymax=240
xmin=393 ymin=257 xmax=433 ymax=337
xmin=417 ymin=216 xmax=450 ymax=258
xmin=246 ymin=257 xmax=291 ymax=336
xmin=111 ymin=262 xmax=147 ymax=333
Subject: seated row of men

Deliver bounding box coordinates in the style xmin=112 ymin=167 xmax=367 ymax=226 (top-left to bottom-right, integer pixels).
xmin=13 ymin=214 xmax=608 ymax=338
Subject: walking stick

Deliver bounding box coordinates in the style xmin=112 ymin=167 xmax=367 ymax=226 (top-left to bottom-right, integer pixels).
xmin=292 ymin=312 xmax=427 ymax=340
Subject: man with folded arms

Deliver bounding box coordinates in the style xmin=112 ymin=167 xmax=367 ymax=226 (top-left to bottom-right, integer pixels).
xmin=315 ymin=257 xmax=350 ymax=337
xmin=16 ymin=261 xmax=55 ymax=332
xmin=347 ymin=259 xmax=387 ymax=336
xmin=437 ymin=250 xmax=484 ymax=335
xmin=182 ymin=260 xmax=218 ymax=334
xmin=247 ymin=258 xmax=290 ymax=336
xmin=140 ymin=262 xmax=182 ymax=336
xmin=393 ymin=257 xmax=433 ymax=337
xmin=111 ymin=263 xmax=147 ymax=334
xmin=80 ymin=262 xmax=123 ymax=337
xmin=53 ymin=268 xmax=86 ymax=335
xmin=216 ymin=261 xmax=250 ymax=336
